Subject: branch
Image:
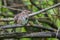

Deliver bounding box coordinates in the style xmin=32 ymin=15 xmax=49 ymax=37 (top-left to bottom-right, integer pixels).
xmin=0 ymin=32 xmax=60 ymax=39
xmin=0 ymin=18 xmax=48 ymax=22
xmin=29 ymin=18 xmax=58 ymax=29
xmin=22 ymin=32 xmax=60 ymax=38
xmin=0 ymin=24 xmax=56 ymax=32
xmin=30 ymin=0 xmax=48 ymax=17
xmin=1 ymin=6 xmax=22 ymax=11
xmin=28 ymin=3 xmax=60 ymax=17
xmin=1 ymin=3 xmax=60 ymax=16
xmin=0 ymin=18 xmax=58 ymax=29
xmin=0 ymin=18 xmax=14 ymax=22
xmin=38 ymin=18 xmax=58 ymax=29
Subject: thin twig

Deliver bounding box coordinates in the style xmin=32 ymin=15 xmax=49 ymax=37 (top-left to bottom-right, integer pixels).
xmin=1 ymin=6 xmax=22 ymax=11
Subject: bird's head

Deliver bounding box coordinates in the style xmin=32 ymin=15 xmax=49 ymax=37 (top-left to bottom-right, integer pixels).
xmin=22 ymin=10 xmax=31 ymax=14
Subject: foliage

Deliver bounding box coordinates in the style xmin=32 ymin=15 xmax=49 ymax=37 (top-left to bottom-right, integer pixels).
xmin=0 ymin=0 xmax=60 ymax=40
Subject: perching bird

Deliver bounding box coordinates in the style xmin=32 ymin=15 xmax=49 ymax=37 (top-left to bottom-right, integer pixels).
xmin=14 ymin=10 xmax=31 ymax=25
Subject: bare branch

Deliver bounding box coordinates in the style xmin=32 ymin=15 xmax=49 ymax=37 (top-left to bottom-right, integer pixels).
xmin=0 ymin=18 xmax=14 ymax=21
xmin=28 ymin=3 xmax=60 ymax=17
xmin=0 ymin=18 xmax=58 ymax=29
xmin=1 ymin=6 xmax=22 ymax=11
xmin=0 ymin=24 xmax=56 ymax=32
xmin=1 ymin=3 xmax=60 ymax=14
xmin=0 ymin=32 xmax=60 ymax=39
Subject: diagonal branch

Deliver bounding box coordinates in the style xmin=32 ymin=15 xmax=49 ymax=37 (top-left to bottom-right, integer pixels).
xmin=28 ymin=3 xmax=60 ymax=17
